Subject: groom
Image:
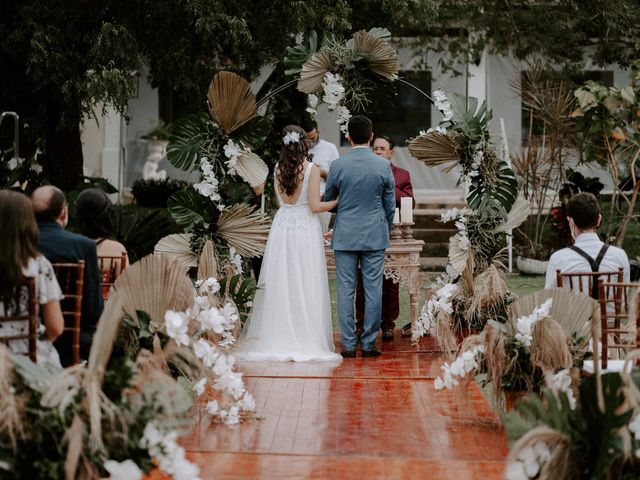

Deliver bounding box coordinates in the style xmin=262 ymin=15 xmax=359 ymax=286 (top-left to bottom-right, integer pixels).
xmin=324 ymin=116 xmax=396 ymax=358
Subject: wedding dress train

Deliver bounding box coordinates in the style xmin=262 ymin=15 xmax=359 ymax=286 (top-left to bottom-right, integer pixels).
xmin=234 ymin=163 xmax=341 ymax=362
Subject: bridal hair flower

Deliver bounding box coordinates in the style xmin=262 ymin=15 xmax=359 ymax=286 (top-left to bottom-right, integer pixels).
xmin=283 ymin=131 xmax=301 ymax=145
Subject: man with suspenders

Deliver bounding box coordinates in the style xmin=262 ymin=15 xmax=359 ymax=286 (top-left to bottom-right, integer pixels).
xmin=545 ymin=192 xmax=630 ymax=292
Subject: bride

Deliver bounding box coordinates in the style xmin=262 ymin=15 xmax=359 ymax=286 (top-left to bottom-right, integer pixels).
xmin=234 ymin=125 xmax=341 ymax=362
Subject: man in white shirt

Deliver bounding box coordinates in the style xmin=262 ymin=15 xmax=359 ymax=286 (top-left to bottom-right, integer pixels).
xmin=302 ymin=119 xmax=339 ymax=232
xmin=545 ymin=192 xmax=630 ymax=292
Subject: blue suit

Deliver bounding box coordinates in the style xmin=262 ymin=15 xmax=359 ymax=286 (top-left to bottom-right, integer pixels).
xmin=323 ymin=147 xmax=396 ymax=351
xmin=37 ymin=221 xmax=103 ymax=365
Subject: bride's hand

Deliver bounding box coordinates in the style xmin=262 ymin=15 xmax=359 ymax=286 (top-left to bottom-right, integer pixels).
xmin=330 ymin=195 xmax=339 ymax=208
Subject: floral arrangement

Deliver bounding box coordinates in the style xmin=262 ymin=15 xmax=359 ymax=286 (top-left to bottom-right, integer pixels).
xmin=433 ymin=288 xmax=593 ymax=412
xmin=0 ymin=293 xmax=200 ymax=480
xmin=409 ymin=89 xmax=529 ymax=345
xmin=164 ymin=71 xmax=272 ymax=273
xmin=284 ymin=28 xmax=398 ymax=135
xmin=506 ymin=364 xmax=640 ymax=479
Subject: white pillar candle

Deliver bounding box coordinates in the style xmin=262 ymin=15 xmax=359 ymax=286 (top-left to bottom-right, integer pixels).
xmin=393 ymin=208 xmax=400 ymax=224
xmin=400 ymin=197 xmax=413 ymax=223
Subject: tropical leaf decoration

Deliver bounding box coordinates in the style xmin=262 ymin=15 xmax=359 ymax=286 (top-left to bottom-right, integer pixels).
xmin=493 ymin=195 xmax=530 ymax=233
xmin=154 ymin=233 xmax=198 ymax=269
xmin=467 ymin=158 xmax=518 ymax=220
xmin=351 ymin=30 xmax=398 ymax=81
xmin=298 ymin=50 xmax=333 ymax=94
xmin=448 ymin=93 xmax=493 ymax=139
xmin=197 ymin=240 xmax=219 ymax=280
xmin=216 ymin=204 xmax=271 ymax=258
xmin=232 ymin=115 xmax=271 ymax=151
xmin=167 ymin=188 xmax=212 ymax=232
xmin=284 ymin=30 xmax=320 ymax=75
xmin=166 ymin=112 xmax=211 ymax=171
xmin=219 ymin=273 xmax=258 ymax=324
xmin=235 ymin=151 xmax=269 ymax=187
xmin=408 ymin=132 xmax=459 ymax=171
xmin=207 ymin=71 xmax=256 ymax=135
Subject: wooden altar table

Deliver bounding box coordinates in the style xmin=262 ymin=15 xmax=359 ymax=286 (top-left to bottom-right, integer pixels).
xmin=324 ymin=239 xmax=425 ymax=328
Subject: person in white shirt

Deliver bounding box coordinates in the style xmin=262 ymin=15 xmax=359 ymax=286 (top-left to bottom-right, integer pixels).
xmin=302 ymin=119 xmax=339 ymax=232
xmin=545 ymin=192 xmax=630 ymax=293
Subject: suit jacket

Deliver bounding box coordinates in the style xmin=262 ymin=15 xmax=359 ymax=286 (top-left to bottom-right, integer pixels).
xmin=391 ymin=163 xmax=414 ymax=207
xmin=324 ymin=147 xmax=396 ymax=251
xmin=37 ymin=221 xmax=103 ymax=331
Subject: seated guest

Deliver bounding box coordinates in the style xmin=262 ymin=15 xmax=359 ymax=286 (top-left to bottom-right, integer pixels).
xmin=545 ymin=192 xmax=630 ymax=292
xmin=76 ymin=188 xmax=129 ymax=265
xmin=0 ymin=190 xmax=64 ymax=365
xmin=31 ymin=185 xmax=103 ymax=365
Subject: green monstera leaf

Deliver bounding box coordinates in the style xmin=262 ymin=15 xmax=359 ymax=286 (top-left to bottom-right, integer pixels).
xmin=166 ymin=112 xmax=211 ymax=171
xmin=448 ymin=93 xmax=493 ymax=138
xmin=467 ymin=160 xmax=518 ymax=221
xmin=167 ymin=187 xmax=211 ymax=232
xmin=284 ymin=30 xmax=320 ymax=75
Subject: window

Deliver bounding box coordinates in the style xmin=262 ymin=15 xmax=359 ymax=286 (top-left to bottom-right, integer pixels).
xmin=340 ymin=70 xmax=431 ymax=146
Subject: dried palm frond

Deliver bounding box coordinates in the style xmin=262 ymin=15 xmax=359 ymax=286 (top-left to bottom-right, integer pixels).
xmin=207 ymin=71 xmax=256 ymax=134
xmin=298 ymin=50 xmax=333 ymax=94
xmin=408 ymin=132 xmax=459 ymax=171
xmin=154 ymin=233 xmax=197 ymax=269
xmin=198 ymin=240 xmax=219 ymax=280
xmin=434 ymin=311 xmax=458 ymax=353
xmin=466 ymin=265 xmax=508 ymax=321
xmin=217 ymin=204 xmax=271 ymax=258
xmin=460 ymin=249 xmax=475 ymax=294
xmin=0 ymin=345 xmax=23 ymax=450
xmin=111 ymin=254 xmax=194 ymax=330
xmin=64 ymin=415 xmax=86 ymax=480
xmin=482 ymin=321 xmax=509 ymax=405
xmin=508 ymin=289 xmax=594 ymax=344
xmin=506 ymin=426 xmax=578 ymax=480
xmin=352 ymin=30 xmax=398 ymax=81
xmin=530 ymin=317 xmax=573 ymax=372
xmin=235 ymin=151 xmax=269 ymax=187
xmin=493 ymin=195 xmax=531 ymax=233
xmin=448 ymin=233 xmax=470 ymax=276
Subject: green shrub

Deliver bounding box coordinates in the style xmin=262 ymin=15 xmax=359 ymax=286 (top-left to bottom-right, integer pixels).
xmin=131 ymin=178 xmax=189 ymax=208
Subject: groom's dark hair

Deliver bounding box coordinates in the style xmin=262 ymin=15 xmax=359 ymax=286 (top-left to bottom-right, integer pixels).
xmin=347 ymin=115 xmax=373 ymax=145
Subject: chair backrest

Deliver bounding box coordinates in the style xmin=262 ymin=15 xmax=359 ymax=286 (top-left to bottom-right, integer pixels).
xmin=597 ymin=280 xmax=638 ymax=369
xmin=97 ymin=252 xmax=127 ymax=300
xmin=556 ymin=268 xmax=624 ymax=299
xmin=0 ymin=278 xmax=37 ymax=362
xmin=52 ymin=261 xmax=84 ymax=365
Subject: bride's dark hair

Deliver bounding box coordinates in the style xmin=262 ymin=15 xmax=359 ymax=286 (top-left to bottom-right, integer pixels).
xmin=277 ymin=125 xmax=309 ymax=196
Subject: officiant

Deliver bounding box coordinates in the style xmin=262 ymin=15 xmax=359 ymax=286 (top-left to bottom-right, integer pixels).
xmin=355 ymin=135 xmax=414 ymax=341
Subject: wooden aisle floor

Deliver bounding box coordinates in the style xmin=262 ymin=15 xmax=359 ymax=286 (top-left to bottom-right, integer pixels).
xmin=175 ymin=332 xmax=508 ymax=479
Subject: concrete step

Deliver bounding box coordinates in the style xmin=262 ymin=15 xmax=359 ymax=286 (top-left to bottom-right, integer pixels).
xmin=421 ymin=242 xmax=450 ymax=257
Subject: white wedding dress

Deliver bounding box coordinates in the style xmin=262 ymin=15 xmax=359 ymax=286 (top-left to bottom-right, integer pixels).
xmin=234 ymin=163 xmax=341 ymax=362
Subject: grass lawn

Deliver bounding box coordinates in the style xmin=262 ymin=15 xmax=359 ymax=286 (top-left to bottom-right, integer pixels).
xmin=328 ymin=272 xmax=546 ymax=331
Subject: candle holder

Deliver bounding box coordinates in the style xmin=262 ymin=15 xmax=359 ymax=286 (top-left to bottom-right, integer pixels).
xmin=390 ymin=223 xmax=402 ymax=240
xmin=400 ymin=222 xmax=414 ymax=240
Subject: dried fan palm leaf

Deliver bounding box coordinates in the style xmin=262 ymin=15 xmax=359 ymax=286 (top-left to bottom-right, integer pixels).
xmin=198 ymin=240 xmax=219 ymax=280
xmin=154 ymin=233 xmax=197 ymax=269
xmin=460 ymin=249 xmax=475 ymax=294
xmin=217 ymin=204 xmax=272 ymax=258
xmin=448 ymin=233 xmax=470 ymax=276
xmin=352 ymin=30 xmax=398 ymax=81
xmin=408 ymin=132 xmax=459 ymax=171
xmin=207 ymin=71 xmax=256 ymax=134
xmin=111 ymin=254 xmax=194 ymax=330
xmin=64 ymin=415 xmax=85 ymax=480
xmin=506 ymin=426 xmax=578 ymax=480
xmin=466 ymin=265 xmax=508 ymax=321
xmin=236 ymin=151 xmax=269 ymax=187
xmin=0 ymin=345 xmax=23 ymax=450
xmin=482 ymin=321 xmax=509 ymax=405
xmin=434 ymin=311 xmax=458 ymax=353
xmin=508 ymin=289 xmax=594 ymax=343
xmin=493 ymin=195 xmax=531 ymax=233
xmin=530 ymin=317 xmax=573 ymax=372
xmin=298 ymin=50 xmax=333 ymax=94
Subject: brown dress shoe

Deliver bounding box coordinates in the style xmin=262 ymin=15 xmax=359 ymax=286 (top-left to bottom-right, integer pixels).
xmin=382 ymin=329 xmax=394 ymax=341
xmin=340 ymin=350 xmax=356 ymax=358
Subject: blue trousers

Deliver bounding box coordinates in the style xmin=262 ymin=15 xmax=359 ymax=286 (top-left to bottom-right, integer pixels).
xmin=334 ymin=249 xmax=385 ymax=351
